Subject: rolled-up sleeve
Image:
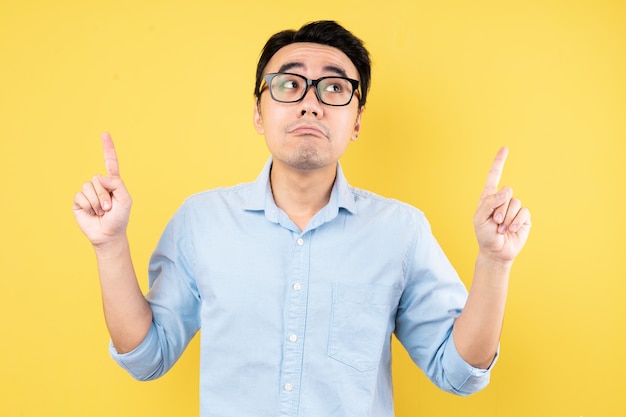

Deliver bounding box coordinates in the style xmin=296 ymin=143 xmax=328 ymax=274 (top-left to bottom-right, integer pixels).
xmin=109 ymin=325 xmax=164 ymax=381
xmin=110 ymin=202 xmax=201 ymax=381
xmin=395 ymin=213 xmax=496 ymax=396
xmin=439 ymin=331 xmax=498 ymax=395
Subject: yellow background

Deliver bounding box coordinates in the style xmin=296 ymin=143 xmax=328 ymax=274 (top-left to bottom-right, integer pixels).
xmin=1 ymin=0 xmax=624 ymax=416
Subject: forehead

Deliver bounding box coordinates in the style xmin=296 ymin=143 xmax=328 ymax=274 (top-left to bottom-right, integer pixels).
xmin=265 ymin=42 xmax=359 ymax=79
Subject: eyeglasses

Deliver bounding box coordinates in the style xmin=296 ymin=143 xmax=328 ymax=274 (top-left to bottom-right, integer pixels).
xmin=260 ymin=72 xmax=360 ymax=106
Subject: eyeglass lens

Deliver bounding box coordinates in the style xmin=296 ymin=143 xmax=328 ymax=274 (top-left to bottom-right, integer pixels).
xmin=269 ymin=73 xmax=355 ymax=106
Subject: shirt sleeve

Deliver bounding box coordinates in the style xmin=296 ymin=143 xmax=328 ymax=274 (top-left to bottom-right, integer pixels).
xmin=109 ymin=202 xmax=201 ymax=381
xmin=394 ymin=212 xmax=496 ymax=396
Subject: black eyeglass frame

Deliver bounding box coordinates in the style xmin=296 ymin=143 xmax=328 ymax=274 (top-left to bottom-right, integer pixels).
xmin=260 ymin=72 xmax=360 ymax=107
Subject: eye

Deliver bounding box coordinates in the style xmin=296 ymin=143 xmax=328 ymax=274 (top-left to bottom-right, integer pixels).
xmin=320 ymin=78 xmax=352 ymax=95
xmin=278 ymin=76 xmax=302 ymax=90
xmin=324 ymin=83 xmax=344 ymax=93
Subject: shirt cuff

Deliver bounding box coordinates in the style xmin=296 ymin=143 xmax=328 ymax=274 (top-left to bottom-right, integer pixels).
xmin=442 ymin=332 xmax=499 ymax=395
xmin=108 ymin=324 xmax=163 ymax=381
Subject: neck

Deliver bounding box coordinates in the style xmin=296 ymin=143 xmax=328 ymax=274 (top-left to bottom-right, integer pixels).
xmin=270 ymin=160 xmax=337 ymax=231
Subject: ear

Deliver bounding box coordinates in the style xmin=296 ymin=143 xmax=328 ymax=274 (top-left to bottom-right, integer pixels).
xmin=253 ymin=100 xmax=264 ymax=134
xmin=351 ymin=106 xmax=364 ymax=141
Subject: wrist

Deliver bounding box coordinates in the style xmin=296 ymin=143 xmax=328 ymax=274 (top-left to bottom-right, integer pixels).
xmin=476 ymin=250 xmax=514 ymax=271
xmin=93 ymin=234 xmax=130 ymax=259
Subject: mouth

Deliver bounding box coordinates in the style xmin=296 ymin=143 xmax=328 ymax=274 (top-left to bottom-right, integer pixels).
xmin=286 ymin=122 xmax=329 ymax=138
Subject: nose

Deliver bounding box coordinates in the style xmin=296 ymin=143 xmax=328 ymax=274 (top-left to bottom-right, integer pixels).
xmin=298 ymin=85 xmax=323 ymax=118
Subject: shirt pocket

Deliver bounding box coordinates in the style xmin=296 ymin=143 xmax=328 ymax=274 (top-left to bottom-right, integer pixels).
xmin=328 ymin=283 xmax=402 ymax=372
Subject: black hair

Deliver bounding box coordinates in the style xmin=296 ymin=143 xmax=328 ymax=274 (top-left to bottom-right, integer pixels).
xmin=254 ymin=20 xmax=371 ymax=107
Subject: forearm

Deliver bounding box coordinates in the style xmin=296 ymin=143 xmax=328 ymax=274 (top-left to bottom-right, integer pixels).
xmin=452 ymin=252 xmax=511 ymax=369
xmin=94 ymin=236 xmax=152 ymax=354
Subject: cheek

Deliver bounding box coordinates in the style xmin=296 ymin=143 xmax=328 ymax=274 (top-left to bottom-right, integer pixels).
xmin=259 ymin=103 xmax=286 ymax=132
xmin=337 ymin=113 xmax=361 ymax=136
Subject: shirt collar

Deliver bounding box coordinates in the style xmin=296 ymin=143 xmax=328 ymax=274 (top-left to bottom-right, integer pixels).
xmin=243 ymin=156 xmax=357 ymax=222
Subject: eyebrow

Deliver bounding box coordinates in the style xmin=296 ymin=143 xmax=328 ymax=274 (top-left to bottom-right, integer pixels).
xmin=278 ymin=61 xmax=349 ymax=78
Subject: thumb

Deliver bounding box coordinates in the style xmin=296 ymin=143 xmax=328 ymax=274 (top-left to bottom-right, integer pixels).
xmin=476 ymin=188 xmax=510 ymax=225
xmin=99 ymin=175 xmax=131 ymax=207
xmin=99 ymin=175 xmax=116 ymax=191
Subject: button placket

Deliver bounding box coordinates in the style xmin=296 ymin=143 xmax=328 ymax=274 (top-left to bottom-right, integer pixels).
xmin=278 ymin=232 xmax=311 ymax=415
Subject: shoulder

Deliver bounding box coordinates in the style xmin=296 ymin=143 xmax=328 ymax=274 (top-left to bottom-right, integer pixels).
xmin=167 ymin=181 xmax=258 ymax=224
xmin=345 ymin=186 xmax=434 ymax=238
xmin=350 ymin=186 xmax=426 ymax=219
xmin=182 ymin=181 xmax=255 ymax=206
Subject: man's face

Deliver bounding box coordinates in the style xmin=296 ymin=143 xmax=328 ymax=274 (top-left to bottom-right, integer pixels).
xmin=253 ymin=42 xmax=363 ymax=172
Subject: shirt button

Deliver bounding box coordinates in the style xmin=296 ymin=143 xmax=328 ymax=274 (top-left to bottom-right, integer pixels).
xmin=293 ymin=282 xmax=302 ymax=291
xmin=284 ymin=383 xmax=293 ymax=392
xmin=296 ymin=237 xmax=304 ymax=246
xmin=289 ymin=334 xmax=298 ymax=343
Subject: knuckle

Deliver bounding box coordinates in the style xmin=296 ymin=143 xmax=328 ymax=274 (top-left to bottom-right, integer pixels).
xmin=74 ymin=191 xmax=85 ymax=202
xmin=81 ymin=182 xmax=93 ymax=193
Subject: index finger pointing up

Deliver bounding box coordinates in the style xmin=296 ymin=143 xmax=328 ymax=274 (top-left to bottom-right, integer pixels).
xmin=481 ymin=146 xmax=509 ymax=198
xmin=101 ymin=132 xmax=120 ymax=177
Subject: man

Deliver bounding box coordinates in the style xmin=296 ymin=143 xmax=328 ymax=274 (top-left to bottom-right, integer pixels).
xmin=73 ymin=20 xmax=531 ymax=417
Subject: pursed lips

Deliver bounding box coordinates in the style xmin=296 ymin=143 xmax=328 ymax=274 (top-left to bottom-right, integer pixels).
xmin=286 ymin=122 xmax=329 ymax=139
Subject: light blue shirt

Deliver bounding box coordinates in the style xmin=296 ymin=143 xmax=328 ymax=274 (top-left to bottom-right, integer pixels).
xmin=111 ymin=158 xmax=495 ymax=417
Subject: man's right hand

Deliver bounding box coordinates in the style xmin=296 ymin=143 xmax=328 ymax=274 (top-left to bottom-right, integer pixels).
xmin=73 ymin=132 xmax=132 ymax=247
